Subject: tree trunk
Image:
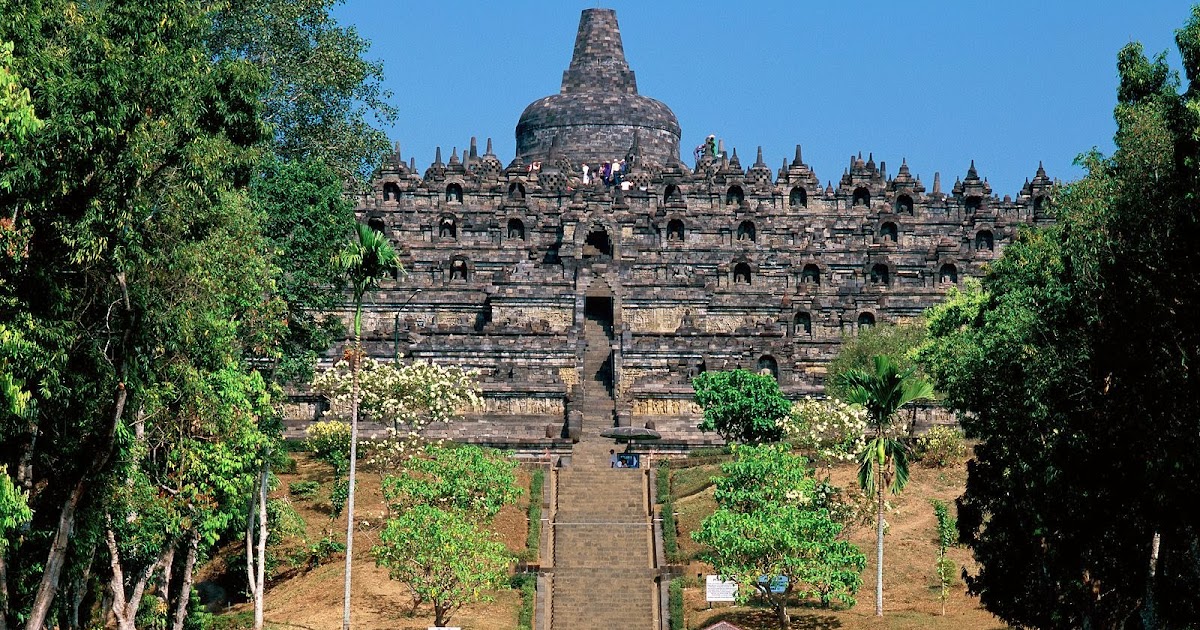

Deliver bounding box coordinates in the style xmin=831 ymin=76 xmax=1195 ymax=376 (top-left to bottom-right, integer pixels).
xmin=25 ymin=275 xmax=132 ymax=630
xmin=1142 ymin=530 xmax=1161 ymax=629
xmin=775 ymin=600 xmax=790 ymax=629
xmin=106 ymin=526 xmax=174 ymax=630
xmin=253 ymin=466 xmax=268 ymax=630
xmin=875 ymin=472 xmax=885 ymax=617
xmin=0 ymin=548 xmax=8 ymax=630
xmin=66 ymin=543 xmax=95 ymax=630
xmin=342 ymin=335 xmax=362 ymax=630
xmin=170 ymin=530 xmax=200 ymax=630
xmin=25 ymin=384 xmax=127 ymax=630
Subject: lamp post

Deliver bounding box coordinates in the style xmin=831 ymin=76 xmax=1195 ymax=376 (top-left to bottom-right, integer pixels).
xmin=393 ymin=288 xmax=421 ymax=361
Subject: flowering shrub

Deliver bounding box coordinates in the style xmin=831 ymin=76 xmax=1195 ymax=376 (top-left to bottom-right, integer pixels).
xmin=915 ymin=425 xmax=967 ymax=467
xmin=786 ymin=397 xmax=868 ymax=463
xmin=312 ymin=358 xmax=482 ymax=435
xmin=305 ymin=420 xmax=351 ymax=472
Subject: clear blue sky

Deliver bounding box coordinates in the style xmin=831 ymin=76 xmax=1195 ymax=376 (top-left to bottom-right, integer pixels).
xmin=333 ymin=1 xmax=1191 ymax=197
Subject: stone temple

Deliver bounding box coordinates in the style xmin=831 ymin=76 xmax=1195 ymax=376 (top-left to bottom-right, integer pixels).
xmin=296 ymin=8 xmax=1055 ymax=448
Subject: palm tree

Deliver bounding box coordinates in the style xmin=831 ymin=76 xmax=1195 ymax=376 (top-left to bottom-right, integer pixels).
xmin=335 ymin=222 xmax=399 ymax=630
xmin=838 ymin=354 xmax=934 ymax=617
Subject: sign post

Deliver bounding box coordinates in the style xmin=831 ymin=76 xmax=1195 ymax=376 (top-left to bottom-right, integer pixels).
xmin=705 ymin=575 xmax=738 ymax=608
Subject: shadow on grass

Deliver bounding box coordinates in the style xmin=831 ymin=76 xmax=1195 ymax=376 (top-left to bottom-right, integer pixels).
xmin=703 ymin=608 xmax=842 ymax=629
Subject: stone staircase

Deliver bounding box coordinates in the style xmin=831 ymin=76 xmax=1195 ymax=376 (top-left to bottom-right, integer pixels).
xmin=579 ymin=314 xmax=616 ymax=428
xmin=545 ymin=311 xmax=658 ymax=629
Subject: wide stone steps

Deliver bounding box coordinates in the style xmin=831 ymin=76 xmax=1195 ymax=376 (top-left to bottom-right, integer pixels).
xmin=551 ymin=568 xmax=656 ymax=630
xmin=547 ymin=310 xmax=655 ymax=629
xmin=553 ymin=523 xmax=651 ymax=567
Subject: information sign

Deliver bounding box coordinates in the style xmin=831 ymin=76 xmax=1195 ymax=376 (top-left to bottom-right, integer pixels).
xmin=705 ymin=575 xmax=738 ymax=602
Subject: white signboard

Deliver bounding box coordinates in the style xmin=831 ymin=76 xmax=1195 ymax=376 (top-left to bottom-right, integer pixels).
xmin=705 ymin=575 xmax=738 ymax=602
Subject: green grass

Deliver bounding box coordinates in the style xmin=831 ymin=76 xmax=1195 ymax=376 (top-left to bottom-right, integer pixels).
xmin=671 ymin=463 xmax=720 ymax=499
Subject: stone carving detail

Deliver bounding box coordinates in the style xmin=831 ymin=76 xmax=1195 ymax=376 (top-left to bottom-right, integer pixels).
xmin=628 ymin=307 xmax=689 ymax=333
xmin=485 ymin=398 xmax=565 ymax=416
xmin=631 ymin=399 xmax=703 ymax=416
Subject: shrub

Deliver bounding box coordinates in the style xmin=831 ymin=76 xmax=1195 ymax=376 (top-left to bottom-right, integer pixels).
xmin=656 ymin=465 xmax=670 ymax=504
xmin=511 ymin=573 xmax=536 ymax=630
xmin=276 ymin=454 xmax=298 ymax=474
xmin=524 ymin=468 xmax=544 ymax=562
xmin=669 ymin=577 xmax=684 ymax=630
xmin=916 ymin=425 xmax=967 ymax=467
xmin=787 ymin=396 xmax=868 ymax=463
xmin=302 ymin=535 xmax=345 ymax=570
xmin=288 ymin=480 xmax=320 ymax=500
xmin=305 ymin=419 xmax=352 ymax=472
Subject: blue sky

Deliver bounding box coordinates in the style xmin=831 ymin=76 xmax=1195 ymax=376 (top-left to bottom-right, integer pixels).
xmin=333 ymin=1 xmax=1191 ymax=196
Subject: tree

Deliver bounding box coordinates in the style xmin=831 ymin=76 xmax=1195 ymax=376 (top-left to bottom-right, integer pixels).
xmin=786 ymin=396 xmax=868 ymax=463
xmin=918 ymin=9 xmax=1200 ymax=626
xmin=837 ymin=355 xmax=933 ymax=617
xmin=825 ymin=321 xmax=928 ymax=402
xmin=693 ymin=369 xmax=791 ymax=444
xmin=371 ymin=505 xmax=512 ymax=628
xmin=334 ymin=221 xmax=398 ymax=630
xmin=208 ymin=0 xmax=396 ymax=182
xmin=313 ymin=358 xmax=482 ymax=435
xmin=691 ymin=444 xmax=866 ymax=628
xmin=383 ymin=443 xmax=521 ymax=522
xmin=931 ymin=499 xmax=956 ymax=616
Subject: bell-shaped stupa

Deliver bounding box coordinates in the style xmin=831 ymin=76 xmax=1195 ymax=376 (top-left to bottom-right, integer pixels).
xmin=515 ymin=8 xmax=682 ymax=167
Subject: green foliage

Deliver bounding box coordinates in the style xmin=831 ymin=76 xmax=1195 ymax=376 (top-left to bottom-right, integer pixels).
xmin=336 ymin=222 xmax=400 ymax=337
xmin=301 ymin=535 xmax=345 ymax=571
xmin=918 ymin=9 xmax=1200 ymax=626
xmin=372 ymin=505 xmax=512 ymax=627
xmin=305 ymin=419 xmax=352 ymax=474
xmin=265 ymin=497 xmax=306 ymax=546
xmin=655 ymin=464 xmax=670 ymax=504
xmin=661 ymin=500 xmax=679 ymax=563
xmin=0 ymin=0 xmax=394 ymax=626
xmin=511 ymin=573 xmax=535 ymax=630
xmin=208 ymin=0 xmax=396 ymax=181
xmin=329 ymin=477 xmax=350 ymax=519
xmin=693 ymin=369 xmax=790 ymax=444
xmin=288 ymin=480 xmax=320 ymax=500
xmin=0 ymin=465 xmax=30 ymax=550
xmin=523 ymin=468 xmax=544 ymax=562
xmin=915 ymin=426 xmax=967 ymax=468
xmin=691 ymin=444 xmax=866 ymax=624
xmin=254 ymin=158 xmax=356 ymax=383
xmin=383 ymin=443 xmax=521 ymax=522
xmin=931 ymin=499 xmax=957 ymax=614
xmin=0 ymin=39 xmax=42 ymax=193
xmin=839 ymin=355 xmax=932 ymax=497
xmin=826 ymin=321 xmax=928 ymax=400
xmin=668 ymin=577 xmax=684 ymax=630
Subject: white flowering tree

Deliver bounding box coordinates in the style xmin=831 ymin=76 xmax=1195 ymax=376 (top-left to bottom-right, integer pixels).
xmin=787 ymin=396 xmax=868 ymax=463
xmin=313 ymin=358 xmax=481 ymax=434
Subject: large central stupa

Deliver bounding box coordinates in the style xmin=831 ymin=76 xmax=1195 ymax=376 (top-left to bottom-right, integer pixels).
xmin=515 ymin=8 xmax=681 ymax=167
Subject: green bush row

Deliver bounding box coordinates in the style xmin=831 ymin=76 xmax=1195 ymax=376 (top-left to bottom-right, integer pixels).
xmin=511 ymin=573 xmax=536 ymax=630
xmin=657 ymin=465 xmax=680 ymax=562
xmin=669 ymin=577 xmax=684 ymax=630
xmin=519 ymin=468 xmax=545 ymax=563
